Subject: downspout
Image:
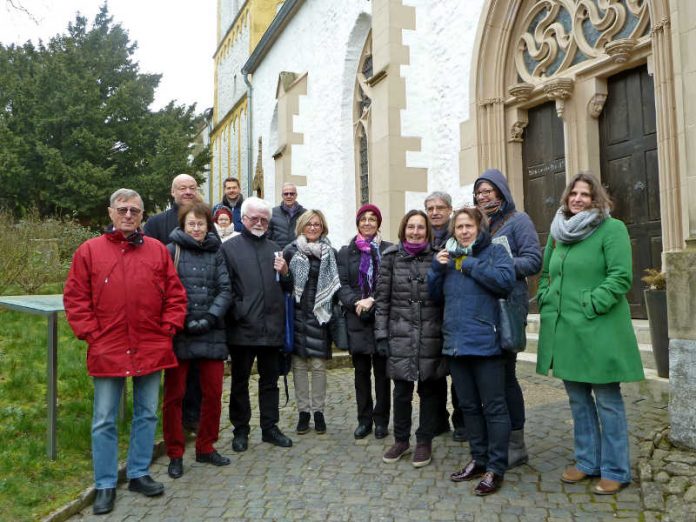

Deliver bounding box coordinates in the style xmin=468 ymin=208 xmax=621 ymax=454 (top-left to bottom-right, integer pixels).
xmin=243 ymin=71 xmax=254 ymax=197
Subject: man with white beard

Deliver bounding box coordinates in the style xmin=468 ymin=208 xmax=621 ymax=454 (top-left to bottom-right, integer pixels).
xmin=220 ymin=197 xmax=294 ymax=452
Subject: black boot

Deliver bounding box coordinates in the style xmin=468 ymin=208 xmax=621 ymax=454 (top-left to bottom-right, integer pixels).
xmin=314 ymin=411 xmax=326 ymax=434
xmin=296 ymin=412 xmax=311 ymax=434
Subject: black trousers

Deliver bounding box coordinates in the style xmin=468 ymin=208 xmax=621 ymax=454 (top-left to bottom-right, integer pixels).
xmin=392 ymin=377 xmax=442 ymax=443
xmin=228 ymin=345 xmax=280 ymax=434
xmin=504 ymin=351 xmax=526 ymax=430
xmin=352 ymin=353 xmax=390 ymax=428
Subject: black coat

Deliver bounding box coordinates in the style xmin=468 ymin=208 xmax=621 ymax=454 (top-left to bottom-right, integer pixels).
xmin=283 ymin=242 xmax=335 ymax=359
xmin=144 ymin=203 xmax=180 ymax=244
xmin=268 ymin=204 xmax=306 ymax=249
xmin=374 ymin=244 xmax=446 ymax=382
xmin=167 ymin=229 xmax=232 ymax=360
xmin=336 ymin=237 xmax=392 ymax=355
xmin=221 ymin=228 xmax=291 ymax=347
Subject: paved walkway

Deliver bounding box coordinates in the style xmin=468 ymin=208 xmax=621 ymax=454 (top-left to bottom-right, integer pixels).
xmin=69 ymin=361 xmax=670 ymax=521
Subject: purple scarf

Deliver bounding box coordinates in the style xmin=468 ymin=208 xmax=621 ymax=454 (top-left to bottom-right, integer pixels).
xmin=355 ymin=234 xmax=380 ymax=298
xmin=402 ymin=240 xmax=428 ymax=256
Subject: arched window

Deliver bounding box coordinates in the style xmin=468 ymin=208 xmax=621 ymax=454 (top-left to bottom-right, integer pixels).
xmin=354 ymin=32 xmax=372 ymax=205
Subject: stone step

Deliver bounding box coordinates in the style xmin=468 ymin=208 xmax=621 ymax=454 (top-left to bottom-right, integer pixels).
xmin=526 ymin=314 xmax=652 ymax=344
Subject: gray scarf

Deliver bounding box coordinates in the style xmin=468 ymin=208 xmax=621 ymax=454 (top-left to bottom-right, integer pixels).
xmin=289 ymin=235 xmax=340 ymax=324
xmin=550 ymin=207 xmax=608 ymax=244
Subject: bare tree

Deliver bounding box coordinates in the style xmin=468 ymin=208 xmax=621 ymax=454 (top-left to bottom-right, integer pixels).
xmin=4 ymin=0 xmax=38 ymax=23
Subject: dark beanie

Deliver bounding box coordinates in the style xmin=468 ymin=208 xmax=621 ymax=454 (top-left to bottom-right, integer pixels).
xmin=356 ymin=204 xmax=382 ymax=227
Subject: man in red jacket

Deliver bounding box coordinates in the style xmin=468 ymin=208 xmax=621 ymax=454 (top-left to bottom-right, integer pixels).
xmin=64 ymin=188 xmax=187 ymax=515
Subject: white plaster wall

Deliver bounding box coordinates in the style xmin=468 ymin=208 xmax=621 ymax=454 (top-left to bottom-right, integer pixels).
xmin=218 ymin=0 xmax=241 ymax=45
xmin=250 ymin=0 xmax=371 ymax=246
xmin=401 ymin=0 xmax=483 ymax=211
xmin=216 ymin=18 xmax=250 ymax=122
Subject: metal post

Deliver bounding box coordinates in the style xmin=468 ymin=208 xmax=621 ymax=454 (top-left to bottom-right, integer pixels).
xmin=47 ymin=312 xmax=58 ymax=460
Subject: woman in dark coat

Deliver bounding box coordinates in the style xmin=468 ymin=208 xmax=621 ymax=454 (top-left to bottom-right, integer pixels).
xmin=375 ymin=210 xmax=446 ymax=468
xmin=429 ymin=207 xmax=515 ymax=496
xmin=474 ymin=169 xmax=542 ymax=467
xmin=283 ymin=209 xmax=340 ymax=435
xmin=163 ymin=201 xmax=232 ymax=479
xmin=337 ymin=204 xmax=392 ymax=440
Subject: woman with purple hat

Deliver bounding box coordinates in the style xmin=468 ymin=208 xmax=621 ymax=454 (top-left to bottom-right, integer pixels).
xmin=337 ymin=204 xmax=393 ymax=440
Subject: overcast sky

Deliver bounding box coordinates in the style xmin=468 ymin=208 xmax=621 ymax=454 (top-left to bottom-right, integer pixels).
xmin=0 ymin=0 xmax=216 ymax=111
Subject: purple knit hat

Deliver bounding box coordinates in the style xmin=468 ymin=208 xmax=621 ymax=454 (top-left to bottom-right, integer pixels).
xmin=356 ymin=204 xmax=382 ymax=227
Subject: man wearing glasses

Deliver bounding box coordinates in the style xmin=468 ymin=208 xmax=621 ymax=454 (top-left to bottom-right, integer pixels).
xmin=220 ymin=197 xmax=294 ymax=452
xmin=268 ymin=182 xmax=306 ymax=249
xmin=425 ymin=191 xmax=468 ymax=443
xmin=64 ymin=189 xmax=187 ymax=515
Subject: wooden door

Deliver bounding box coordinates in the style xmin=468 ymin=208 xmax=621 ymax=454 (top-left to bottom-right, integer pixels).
xmin=600 ymin=65 xmax=660 ymax=319
xmin=523 ymin=101 xmax=566 ymax=312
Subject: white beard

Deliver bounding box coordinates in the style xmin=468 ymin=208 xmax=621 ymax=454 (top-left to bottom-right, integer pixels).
xmin=250 ymin=228 xmax=265 ymax=237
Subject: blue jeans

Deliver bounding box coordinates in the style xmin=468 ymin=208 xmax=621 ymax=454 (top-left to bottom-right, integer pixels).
xmin=92 ymin=371 xmax=161 ymax=489
xmin=563 ymin=380 xmax=631 ymax=483
xmin=449 ymin=356 xmax=510 ymax=475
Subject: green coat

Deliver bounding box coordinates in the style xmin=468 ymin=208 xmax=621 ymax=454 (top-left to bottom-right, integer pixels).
xmin=536 ymin=217 xmax=644 ymax=383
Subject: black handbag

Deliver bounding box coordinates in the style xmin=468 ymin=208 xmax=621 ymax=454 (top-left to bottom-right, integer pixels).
xmin=498 ymin=298 xmax=526 ymax=353
xmin=283 ymin=292 xmax=294 ymax=354
xmin=329 ymin=302 xmax=349 ymax=350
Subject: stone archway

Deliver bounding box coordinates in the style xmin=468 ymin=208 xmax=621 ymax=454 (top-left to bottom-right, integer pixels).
xmin=468 ymin=0 xmax=683 ymax=251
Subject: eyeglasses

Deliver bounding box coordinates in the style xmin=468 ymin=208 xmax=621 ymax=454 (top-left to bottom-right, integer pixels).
xmin=244 ymin=215 xmax=269 ymax=225
xmin=426 ymin=205 xmax=450 ymax=213
xmin=185 ymin=221 xmax=206 ymax=229
xmin=282 ymin=192 xmax=297 ymax=196
xmin=304 ymin=223 xmax=323 ymax=229
xmin=113 ymin=207 xmax=142 ymax=216
xmin=474 ymin=189 xmax=495 ymax=198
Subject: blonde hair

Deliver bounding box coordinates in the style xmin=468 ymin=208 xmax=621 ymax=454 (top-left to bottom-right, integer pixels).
xmin=295 ymin=209 xmax=329 ymax=239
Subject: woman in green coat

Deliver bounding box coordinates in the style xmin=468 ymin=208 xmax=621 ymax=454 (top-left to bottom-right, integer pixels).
xmin=536 ymin=172 xmax=644 ymax=495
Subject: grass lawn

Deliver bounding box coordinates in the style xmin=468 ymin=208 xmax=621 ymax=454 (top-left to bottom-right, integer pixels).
xmin=0 ymin=286 xmax=162 ymax=520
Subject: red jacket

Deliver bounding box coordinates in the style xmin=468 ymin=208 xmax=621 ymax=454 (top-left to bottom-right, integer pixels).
xmin=64 ymin=230 xmax=187 ymax=377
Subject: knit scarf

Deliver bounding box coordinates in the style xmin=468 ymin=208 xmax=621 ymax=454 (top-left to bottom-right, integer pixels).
xmin=445 ymin=236 xmax=474 ymax=271
xmin=550 ymin=207 xmax=608 ymax=244
xmin=355 ymin=233 xmax=381 ymax=298
xmin=402 ymin=240 xmax=428 ymax=256
xmin=290 ymin=235 xmax=341 ymax=324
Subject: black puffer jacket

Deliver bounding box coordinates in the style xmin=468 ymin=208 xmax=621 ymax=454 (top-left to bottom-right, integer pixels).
xmin=268 ymin=204 xmax=306 ymax=249
xmin=337 ymin=237 xmax=392 ymax=355
xmin=221 ymin=227 xmax=291 ymax=347
xmin=283 ymin=241 xmax=335 ymax=359
xmin=167 ymin=228 xmax=232 ymax=360
xmin=374 ymin=243 xmax=446 ymax=382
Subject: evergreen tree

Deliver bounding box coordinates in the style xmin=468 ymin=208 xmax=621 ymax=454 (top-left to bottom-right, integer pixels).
xmin=0 ymin=5 xmax=209 ymax=223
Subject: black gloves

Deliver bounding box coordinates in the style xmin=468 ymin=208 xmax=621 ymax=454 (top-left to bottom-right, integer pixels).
xmin=376 ymin=339 xmax=390 ymax=358
xmin=186 ymin=318 xmax=212 ymax=335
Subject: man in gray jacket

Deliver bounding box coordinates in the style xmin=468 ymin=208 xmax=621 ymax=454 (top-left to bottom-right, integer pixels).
xmin=267 ymin=182 xmax=306 ymax=249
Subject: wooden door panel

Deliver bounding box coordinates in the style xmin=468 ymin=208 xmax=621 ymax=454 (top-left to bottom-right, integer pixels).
xmin=600 ymin=65 xmax=660 ymax=319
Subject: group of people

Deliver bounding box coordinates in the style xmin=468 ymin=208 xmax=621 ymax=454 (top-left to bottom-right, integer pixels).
xmin=62 ymin=169 xmax=644 ymax=515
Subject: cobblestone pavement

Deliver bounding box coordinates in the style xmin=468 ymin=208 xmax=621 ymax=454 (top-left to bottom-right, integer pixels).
xmin=68 ymin=361 xmax=673 ymax=521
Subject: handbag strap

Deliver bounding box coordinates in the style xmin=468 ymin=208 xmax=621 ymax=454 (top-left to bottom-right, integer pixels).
xmin=173 ymin=243 xmax=181 ymax=271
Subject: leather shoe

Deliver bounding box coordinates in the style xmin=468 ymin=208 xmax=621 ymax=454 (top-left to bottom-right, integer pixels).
xmin=561 ymin=466 xmax=596 ymax=484
xmin=93 ymin=488 xmax=116 ymax=515
xmin=167 ymin=458 xmax=183 ymax=479
xmin=450 ymin=460 xmax=487 ymax=482
xmin=232 ymin=433 xmax=248 ymax=452
xmin=128 ymin=475 xmax=164 ymax=497
xmin=354 ymin=424 xmax=372 ymax=439
xmin=593 ymin=478 xmax=627 ymax=495
xmin=262 ymin=426 xmax=293 ymax=447
xmin=474 ymin=471 xmax=503 ymax=496
xmin=196 ymin=450 xmax=231 ymax=466
xmin=374 ymin=425 xmax=389 ymax=439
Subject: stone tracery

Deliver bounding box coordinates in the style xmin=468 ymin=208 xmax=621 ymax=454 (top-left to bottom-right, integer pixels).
xmin=514 ymin=0 xmax=651 ymax=83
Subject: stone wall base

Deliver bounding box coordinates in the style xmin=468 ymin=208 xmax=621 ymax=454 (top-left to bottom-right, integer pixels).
xmin=669 ymin=339 xmax=696 ymax=449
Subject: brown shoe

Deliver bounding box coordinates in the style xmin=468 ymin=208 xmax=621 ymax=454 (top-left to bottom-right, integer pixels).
xmin=474 ymin=471 xmax=503 ymax=496
xmin=561 ymin=466 xmax=591 ymax=484
xmin=412 ymin=442 xmax=432 ymax=468
xmin=593 ymin=478 xmax=627 ymax=495
xmin=450 ymin=460 xmax=486 ymax=482
xmin=382 ymin=441 xmax=410 ymax=463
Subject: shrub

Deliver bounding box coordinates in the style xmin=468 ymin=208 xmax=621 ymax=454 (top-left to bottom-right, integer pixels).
xmin=0 ymin=208 xmax=97 ymax=295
